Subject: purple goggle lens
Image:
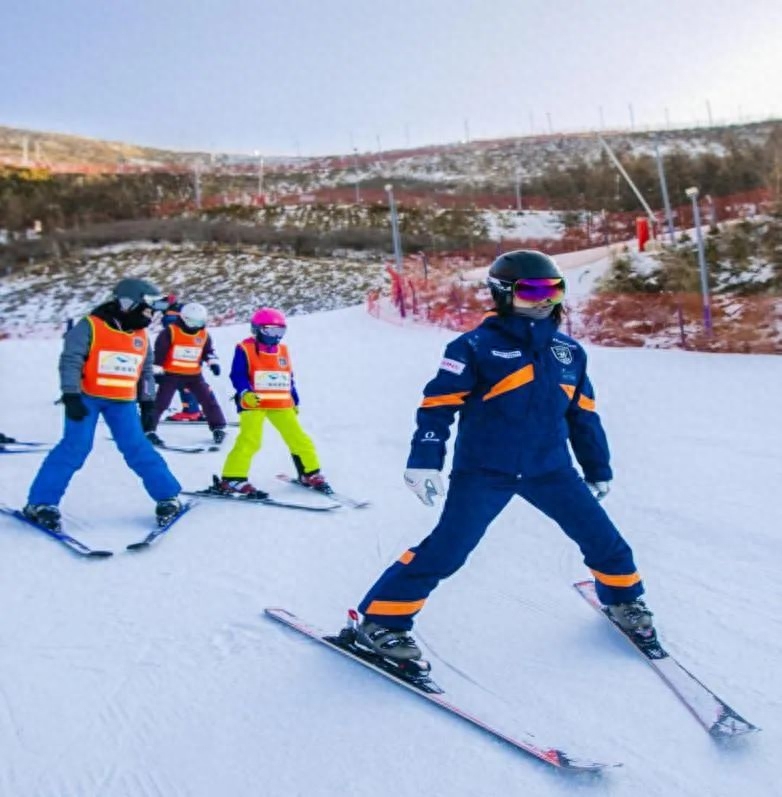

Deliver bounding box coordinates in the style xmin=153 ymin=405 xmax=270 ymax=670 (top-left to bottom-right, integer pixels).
xmin=258 ymin=325 xmax=286 ymax=337
xmin=513 ymin=278 xmax=565 ymax=306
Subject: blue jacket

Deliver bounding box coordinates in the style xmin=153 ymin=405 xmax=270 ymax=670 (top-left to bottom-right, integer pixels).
xmin=407 ymin=313 xmax=612 ymax=482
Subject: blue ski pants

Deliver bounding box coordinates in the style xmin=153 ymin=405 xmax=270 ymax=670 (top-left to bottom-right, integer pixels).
xmin=359 ymin=467 xmax=644 ymax=630
xmin=27 ymin=396 xmax=181 ymax=506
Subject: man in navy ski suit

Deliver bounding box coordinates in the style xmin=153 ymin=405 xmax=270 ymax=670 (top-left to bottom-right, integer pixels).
xmin=355 ymin=250 xmax=655 ymax=662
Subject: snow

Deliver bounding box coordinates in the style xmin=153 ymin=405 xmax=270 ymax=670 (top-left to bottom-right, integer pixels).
xmin=0 ymin=306 xmax=780 ymax=796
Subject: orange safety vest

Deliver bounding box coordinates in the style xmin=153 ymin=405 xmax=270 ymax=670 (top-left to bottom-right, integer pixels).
xmin=163 ymin=325 xmax=208 ymax=375
xmin=240 ymin=338 xmax=295 ymax=409
xmin=80 ymin=316 xmax=148 ymax=401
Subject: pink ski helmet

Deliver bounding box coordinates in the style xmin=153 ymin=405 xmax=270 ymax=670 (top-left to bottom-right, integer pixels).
xmin=251 ymin=307 xmax=287 ymax=345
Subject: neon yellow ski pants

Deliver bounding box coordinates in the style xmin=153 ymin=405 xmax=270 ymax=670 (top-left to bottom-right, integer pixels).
xmin=221 ymin=408 xmax=319 ymax=479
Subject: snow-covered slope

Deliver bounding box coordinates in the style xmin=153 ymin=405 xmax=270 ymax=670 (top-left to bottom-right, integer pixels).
xmin=0 ymin=307 xmax=779 ymax=796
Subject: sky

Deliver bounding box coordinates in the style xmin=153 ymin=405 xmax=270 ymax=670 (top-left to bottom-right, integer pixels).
xmin=1 ymin=0 xmax=781 ymax=156
xmin=0 ymin=304 xmax=779 ymax=796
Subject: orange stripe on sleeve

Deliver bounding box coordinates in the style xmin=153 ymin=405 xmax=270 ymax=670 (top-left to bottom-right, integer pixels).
xmin=483 ymin=364 xmax=534 ymax=401
xmin=560 ymin=384 xmax=576 ymax=399
xmin=398 ymin=550 xmax=415 ymax=565
xmin=577 ymin=395 xmax=596 ymax=411
xmin=590 ymin=569 xmax=642 ymax=588
xmin=421 ymin=391 xmax=470 ymax=408
xmin=364 ymin=598 xmax=427 ymax=616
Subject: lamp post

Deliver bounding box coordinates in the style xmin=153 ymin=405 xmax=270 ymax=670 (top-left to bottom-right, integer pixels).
xmin=252 ymin=150 xmax=265 ymax=202
xmin=385 ymin=183 xmax=403 ymax=272
xmin=685 ymin=186 xmax=712 ymax=334
xmin=514 ymin=169 xmax=523 ymax=214
xmin=353 ymin=148 xmax=361 ymax=204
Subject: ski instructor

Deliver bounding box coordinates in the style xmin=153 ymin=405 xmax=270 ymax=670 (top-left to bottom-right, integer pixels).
xmin=23 ymin=278 xmax=183 ymax=531
xmin=353 ymin=250 xmax=656 ymax=662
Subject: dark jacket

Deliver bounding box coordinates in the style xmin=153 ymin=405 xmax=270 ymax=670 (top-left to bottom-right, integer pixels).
xmin=407 ymin=312 xmax=612 ymax=482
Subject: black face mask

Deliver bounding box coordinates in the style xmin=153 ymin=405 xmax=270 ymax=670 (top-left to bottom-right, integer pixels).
xmin=123 ymin=304 xmax=154 ymax=330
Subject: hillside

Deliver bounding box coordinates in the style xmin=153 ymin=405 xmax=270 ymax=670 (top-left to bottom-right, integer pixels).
xmin=2 ymin=120 xmax=779 ymax=192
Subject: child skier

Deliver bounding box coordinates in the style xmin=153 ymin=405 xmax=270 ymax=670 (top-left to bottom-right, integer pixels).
xmin=352 ymin=250 xmax=656 ymax=662
xmin=210 ymin=307 xmax=331 ymax=498
xmin=23 ymin=278 xmax=183 ymax=531
xmin=161 ymin=295 xmax=204 ymax=421
xmin=144 ymin=301 xmax=227 ymax=446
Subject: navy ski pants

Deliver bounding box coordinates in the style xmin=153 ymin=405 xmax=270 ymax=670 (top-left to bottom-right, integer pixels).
xmin=359 ymin=467 xmax=643 ymax=630
xmin=152 ymin=374 xmax=225 ymax=430
xmin=28 ymin=396 xmax=181 ymax=506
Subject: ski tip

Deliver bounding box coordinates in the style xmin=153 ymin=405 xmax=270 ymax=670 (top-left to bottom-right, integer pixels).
xmin=88 ymin=550 xmax=114 ymax=558
xmin=126 ymin=542 xmax=150 ymax=551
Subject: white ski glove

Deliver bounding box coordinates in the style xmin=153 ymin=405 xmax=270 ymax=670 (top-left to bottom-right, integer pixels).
xmin=586 ymin=480 xmax=611 ymax=501
xmin=404 ymin=468 xmax=445 ymax=507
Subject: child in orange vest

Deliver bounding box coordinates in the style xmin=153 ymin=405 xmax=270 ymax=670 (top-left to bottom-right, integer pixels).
xmin=24 ymin=278 xmax=182 ymax=530
xmin=212 ymin=308 xmax=331 ymax=498
xmin=145 ymin=302 xmax=227 ymax=446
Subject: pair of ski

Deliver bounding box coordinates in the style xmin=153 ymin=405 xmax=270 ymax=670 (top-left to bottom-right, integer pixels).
xmin=0 ymin=477 xmax=368 ymax=557
xmin=181 ymin=474 xmax=369 ymax=512
xmin=266 ymin=581 xmax=757 ymax=774
xmin=0 ymin=501 xmax=195 ymax=557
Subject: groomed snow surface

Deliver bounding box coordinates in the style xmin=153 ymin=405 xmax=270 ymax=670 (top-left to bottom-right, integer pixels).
xmin=1 ymin=306 xmax=779 ymax=796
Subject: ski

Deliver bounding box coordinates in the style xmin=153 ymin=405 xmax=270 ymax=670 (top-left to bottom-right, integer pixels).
xmin=107 ymin=437 xmax=216 ymax=454
xmin=0 ymin=504 xmax=113 ymax=558
xmin=574 ymin=580 xmax=758 ymax=738
xmin=275 ymin=473 xmax=370 ymax=509
xmin=181 ymin=488 xmax=338 ymax=512
xmin=0 ymin=445 xmax=53 ymax=455
xmin=161 ymin=418 xmax=239 ymax=427
xmin=264 ymin=607 xmax=618 ymax=773
xmin=154 ymin=442 xmax=219 ymax=454
xmin=126 ymin=501 xmax=195 ymax=551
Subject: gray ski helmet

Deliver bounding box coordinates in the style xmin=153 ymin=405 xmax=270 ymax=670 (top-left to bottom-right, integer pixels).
xmin=112 ymin=278 xmax=166 ymax=312
xmin=487 ymin=249 xmax=564 ymax=312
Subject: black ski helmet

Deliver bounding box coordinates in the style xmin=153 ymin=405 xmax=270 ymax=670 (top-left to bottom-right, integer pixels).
xmin=112 ymin=278 xmax=166 ymax=312
xmin=487 ymin=250 xmax=565 ymax=314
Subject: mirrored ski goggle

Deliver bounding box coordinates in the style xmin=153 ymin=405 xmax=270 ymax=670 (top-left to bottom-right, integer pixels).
xmin=512 ymin=278 xmax=565 ymax=307
xmin=256 ymin=324 xmax=286 ymax=337
xmin=118 ymin=294 xmax=168 ymax=313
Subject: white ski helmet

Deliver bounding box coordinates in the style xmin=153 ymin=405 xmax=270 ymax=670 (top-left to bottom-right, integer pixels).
xmin=180 ymin=302 xmax=208 ymax=329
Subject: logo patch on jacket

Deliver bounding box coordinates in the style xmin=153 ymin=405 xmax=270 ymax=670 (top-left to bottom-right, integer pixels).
xmin=551 ymin=344 xmax=573 ymax=365
xmin=278 ymin=357 xmax=288 ymax=367
xmin=132 ymin=336 xmax=144 ymax=349
xmin=491 ymin=349 xmax=522 ymax=359
xmin=439 ymin=357 xmax=465 ymax=375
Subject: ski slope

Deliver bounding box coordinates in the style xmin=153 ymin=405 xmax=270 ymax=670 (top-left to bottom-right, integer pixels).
xmin=0 ymin=306 xmax=779 ymax=796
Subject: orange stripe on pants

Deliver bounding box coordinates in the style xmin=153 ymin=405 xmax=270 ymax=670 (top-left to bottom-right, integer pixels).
xmin=590 ymin=569 xmax=642 ymax=588
xmin=364 ymin=598 xmax=426 ymax=616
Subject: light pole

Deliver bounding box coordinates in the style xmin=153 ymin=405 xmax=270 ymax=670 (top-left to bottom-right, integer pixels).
xmin=514 ymin=169 xmax=523 ymax=214
xmin=193 ymin=162 xmax=202 ymax=210
xmin=353 ymin=148 xmax=361 ymax=204
xmin=654 ymin=142 xmax=676 ymax=244
xmin=257 ymin=153 xmax=265 ymax=200
xmin=385 ymin=183 xmax=403 ymax=272
xmin=685 ymin=186 xmax=712 ymax=334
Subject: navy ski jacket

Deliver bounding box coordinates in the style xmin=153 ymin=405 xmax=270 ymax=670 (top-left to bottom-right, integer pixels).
xmin=407 ymin=312 xmax=613 ymax=483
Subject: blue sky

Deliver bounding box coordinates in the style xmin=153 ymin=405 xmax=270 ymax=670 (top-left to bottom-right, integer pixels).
xmin=1 ymin=0 xmax=780 ymax=156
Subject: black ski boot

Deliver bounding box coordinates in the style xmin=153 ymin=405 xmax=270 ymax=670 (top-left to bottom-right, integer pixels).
xmin=155 ymin=497 xmax=183 ymax=526
xmin=212 ymin=428 xmax=226 ymax=445
xmin=146 ymin=432 xmax=165 ymax=448
xmin=22 ymin=503 xmax=62 ymax=531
